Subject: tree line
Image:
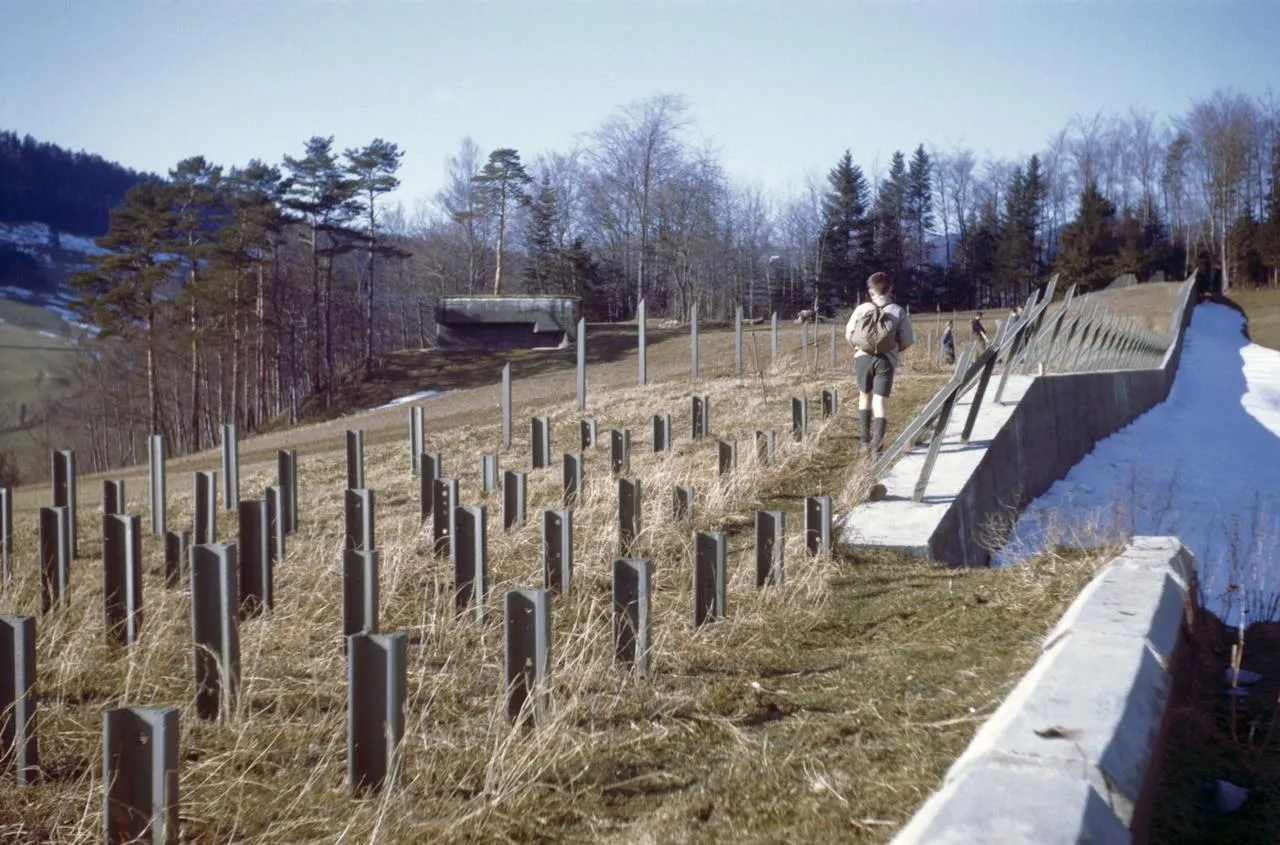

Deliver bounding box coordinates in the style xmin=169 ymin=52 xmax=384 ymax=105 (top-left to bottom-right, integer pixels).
xmin=5 ymin=87 xmax=1277 ymax=482
xmin=0 ymin=130 xmax=151 ymax=236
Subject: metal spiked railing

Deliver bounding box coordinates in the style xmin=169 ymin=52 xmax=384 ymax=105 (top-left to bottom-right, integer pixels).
xmin=866 ymin=274 xmax=1190 ymax=503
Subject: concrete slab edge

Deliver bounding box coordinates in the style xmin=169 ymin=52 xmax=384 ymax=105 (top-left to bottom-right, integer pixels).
xmin=889 ymin=537 xmax=1198 ymax=845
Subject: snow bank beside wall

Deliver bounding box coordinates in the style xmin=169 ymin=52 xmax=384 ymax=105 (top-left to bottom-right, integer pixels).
xmin=929 ymin=277 xmax=1199 ymax=567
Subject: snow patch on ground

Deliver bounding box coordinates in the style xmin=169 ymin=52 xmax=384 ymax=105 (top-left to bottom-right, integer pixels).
xmin=994 ymin=303 xmax=1280 ymax=625
xmin=376 ymin=390 xmax=451 ymax=410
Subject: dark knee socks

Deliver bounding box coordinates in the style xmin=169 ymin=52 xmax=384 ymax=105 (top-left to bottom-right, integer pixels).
xmin=872 ymin=417 xmax=887 ymax=452
xmin=859 ymin=409 xmax=872 ymax=444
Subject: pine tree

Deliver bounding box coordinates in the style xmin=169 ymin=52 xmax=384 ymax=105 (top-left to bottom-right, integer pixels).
xmin=905 ymin=144 xmax=935 ymax=270
xmin=874 ymin=151 xmax=908 ymax=294
xmin=221 ymin=161 xmax=287 ymax=427
xmin=473 ymin=148 xmax=532 ymax=295
xmin=523 ymin=175 xmax=563 ymax=295
xmin=166 ymin=157 xmax=225 ymax=450
xmin=818 ymin=150 xmax=871 ymax=306
xmin=282 ymin=136 xmax=361 ymax=403
xmin=1054 ymin=180 xmax=1119 ymax=291
xmin=69 ymin=181 xmax=180 ymax=437
xmin=346 ymin=139 xmax=408 ymax=376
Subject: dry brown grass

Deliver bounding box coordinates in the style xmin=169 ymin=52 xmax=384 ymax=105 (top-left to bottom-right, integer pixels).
xmin=1 ymin=318 xmax=1122 ymax=843
xmin=1229 ymin=285 xmax=1280 ymax=351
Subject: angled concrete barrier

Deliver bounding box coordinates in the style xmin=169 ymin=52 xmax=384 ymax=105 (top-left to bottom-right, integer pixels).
xmin=890 ymin=537 xmax=1197 ymax=845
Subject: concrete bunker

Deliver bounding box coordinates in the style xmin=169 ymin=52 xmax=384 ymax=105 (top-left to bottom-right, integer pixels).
xmin=434 ymin=295 xmax=580 ymax=350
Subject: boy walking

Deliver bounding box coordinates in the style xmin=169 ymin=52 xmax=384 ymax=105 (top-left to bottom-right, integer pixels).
xmin=941 ymin=319 xmax=955 ymax=364
xmin=845 ymin=272 xmax=915 ymax=455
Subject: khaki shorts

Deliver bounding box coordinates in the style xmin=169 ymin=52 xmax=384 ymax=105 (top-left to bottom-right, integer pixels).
xmin=854 ymin=354 xmax=895 ymax=397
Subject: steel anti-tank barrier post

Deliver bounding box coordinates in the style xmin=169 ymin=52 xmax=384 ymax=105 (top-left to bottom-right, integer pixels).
xmin=432 ymin=477 xmax=458 ymax=558
xmin=531 ymin=417 xmax=551 ymax=470
xmin=618 ymin=477 xmax=641 ymax=555
xmin=791 ymin=397 xmax=808 ymax=441
xmin=346 ymin=430 xmax=365 ymax=490
xmin=347 ymin=632 xmax=406 ymax=795
xmin=754 ymin=511 xmax=784 ymax=587
xmin=220 ymin=424 xmax=239 ymax=511
xmin=804 ymin=496 xmax=832 ymax=557
xmin=51 ymin=449 xmax=77 ymax=559
xmin=148 ymin=435 xmax=166 ymax=536
xmin=237 ymin=499 xmax=272 ymax=617
xmin=410 ymin=406 xmax=424 ymax=477
xmin=38 ymin=506 xmax=69 ymax=614
xmin=103 ymin=514 xmax=143 ymax=648
xmin=717 ymin=441 xmax=737 ymax=477
xmin=652 ymin=414 xmax=671 ymax=453
xmin=102 ymin=706 xmax=179 ymax=845
xmin=164 ymin=531 xmax=189 ymax=589
xmin=344 ymin=489 xmax=375 ymax=553
xmin=420 ymin=453 xmax=441 ymax=522
xmin=1 ymin=613 xmax=38 ymax=784
xmin=562 ymin=452 xmax=583 ymax=508
xmin=502 ymin=470 xmax=527 ymax=531
xmin=453 ymin=506 xmax=487 ymax=617
xmin=342 ymin=549 xmax=379 ymax=649
xmin=610 ymin=428 xmax=630 ymax=475
xmin=193 ymin=472 xmax=217 ymax=546
xmin=1 ymin=487 xmax=12 ymax=586
xmin=672 ymin=485 xmax=693 ymax=522
xmin=755 ymin=429 xmax=774 ymax=466
xmin=542 ymin=509 xmax=573 ymax=595
xmin=693 ymin=531 xmax=726 ymax=626
xmin=191 ymin=542 xmax=240 ymax=721
xmin=503 ymin=589 xmax=550 ymax=725
xmin=501 ymin=363 xmax=512 ymax=450
xmin=612 ymin=558 xmax=652 ymax=675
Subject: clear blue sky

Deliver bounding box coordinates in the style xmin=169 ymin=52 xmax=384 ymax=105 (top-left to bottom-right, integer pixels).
xmin=2 ymin=0 xmax=1277 ymax=209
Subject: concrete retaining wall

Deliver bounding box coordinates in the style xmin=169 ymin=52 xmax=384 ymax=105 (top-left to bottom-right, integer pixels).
xmin=929 ymin=277 xmax=1199 ymax=567
xmin=890 ymin=536 xmax=1199 ymax=845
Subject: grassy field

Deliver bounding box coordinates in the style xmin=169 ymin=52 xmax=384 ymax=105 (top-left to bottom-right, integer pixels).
xmin=1228 ymin=285 xmax=1280 ymax=351
xmin=0 ymin=282 xmax=1191 ymax=843
xmin=0 ymin=312 xmax=1126 ymax=843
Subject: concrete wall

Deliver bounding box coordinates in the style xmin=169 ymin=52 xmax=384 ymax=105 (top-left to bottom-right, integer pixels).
xmin=891 ymin=537 xmax=1199 ymax=845
xmin=928 ymin=277 xmax=1199 ymax=567
xmin=435 ymin=296 xmax=580 ymax=349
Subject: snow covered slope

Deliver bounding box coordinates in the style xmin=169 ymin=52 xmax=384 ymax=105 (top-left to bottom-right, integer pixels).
xmin=994 ymin=303 xmax=1280 ymax=625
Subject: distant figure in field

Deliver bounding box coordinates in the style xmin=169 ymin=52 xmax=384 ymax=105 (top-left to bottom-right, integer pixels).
xmin=971 ymin=311 xmax=989 ymax=352
xmin=845 ymin=272 xmax=915 ymax=455
xmin=941 ymin=320 xmax=955 ymax=365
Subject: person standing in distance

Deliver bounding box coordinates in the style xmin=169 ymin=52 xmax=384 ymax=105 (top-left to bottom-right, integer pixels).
xmin=970 ymin=311 xmax=989 ymax=352
xmin=845 ymin=272 xmax=915 ymax=455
